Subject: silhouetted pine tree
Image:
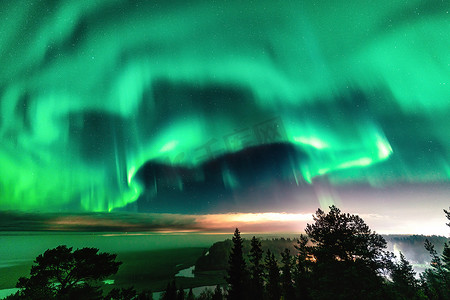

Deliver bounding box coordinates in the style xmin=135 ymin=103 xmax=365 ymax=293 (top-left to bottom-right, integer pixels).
xmin=186 ymin=288 xmax=195 ymax=300
xmin=14 ymin=245 xmax=121 ymax=300
xmin=248 ymin=236 xmax=264 ymax=300
xmin=305 ymin=206 xmax=389 ymax=300
xmin=443 ymin=208 xmax=450 ymax=295
xmin=281 ymin=248 xmax=295 ymax=300
xmin=265 ymin=250 xmax=281 ymax=300
xmin=162 ymin=280 xmax=177 ymax=300
xmin=391 ymin=252 xmax=419 ymax=299
xmin=294 ymin=235 xmax=311 ymax=299
xmin=443 ymin=243 xmax=450 ymax=273
xmin=212 ymin=284 xmax=224 ymax=300
xmin=105 ymin=287 xmax=138 ymax=300
xmin=177 ymin=285 xmax=185 ymax=300
xmin=198 ymin=289 xmax=214 ymax=300
xmin=445 ymin=207 xmax=450 ymax=227
xmin=137 ymin=290 xmax=153 ymax=300
xmin=422 ymin=239 xmax=450 ymax=299
xmin=226 ymin=228 xmax=248 ymax=300
xmin=419 ymin=208 xmax=450 ymax=299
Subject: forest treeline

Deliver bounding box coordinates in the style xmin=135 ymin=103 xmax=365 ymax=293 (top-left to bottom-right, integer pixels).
xmin=196 ymin=237 xmax=298 ymax=272
xmin=5 ymin=206 xmax=450 ymax=300
xmin=223 ymin=206 xmax=450 ymax=300
xmin=195 ymin=235 xmax=448 ymax=273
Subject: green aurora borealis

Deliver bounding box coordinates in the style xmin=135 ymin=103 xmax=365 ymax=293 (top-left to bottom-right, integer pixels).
xmin=0 ymin=0 xmax=449 ymax=218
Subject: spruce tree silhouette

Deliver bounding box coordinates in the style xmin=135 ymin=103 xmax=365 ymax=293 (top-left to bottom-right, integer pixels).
xmin=226 ymin=228 xmax=248 ymax=300
xmin=212 ymin=284 xmax=224 ymax=300
xmin=391 ymin=252 xmax=419 ymax=299
xmin=186 ymin=288 xmax=195 ymax=300
xmin=265 ymin=250 xmax=281 ymax=300
xmin=106 ymin=287 xmax=138 ymax=300
xmin=422 ymin=239 xmax=450 ymax=299
xmin=161 ymin=280 xmax=177 ymax=300
xmin=177 ymin=285 xmax=185 ymax=300
xmin=281 ymin=248 xmax=295 ymax=300
xmin=418 ymin=208 xmax=450 ymax=299
xmin=248 ymin=236 xmax=264 ymax=300
xmin=445 ymin=207 xmax=450 ymax=227
xmin=294 ymin=235 xmax=312 ymax=299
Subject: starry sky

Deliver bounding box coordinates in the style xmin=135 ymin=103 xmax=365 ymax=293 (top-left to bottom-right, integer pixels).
xmin=0 ymin=1 xmax=449 ymax=234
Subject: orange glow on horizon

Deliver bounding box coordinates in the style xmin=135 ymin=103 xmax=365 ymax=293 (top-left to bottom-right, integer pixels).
xmin=195 ymin=212 xmax=314 ymax=232
xmin=197 ymin=212 xmax=312 ymax=223
xmin=40 ymin=211 xmax=448 ymax=236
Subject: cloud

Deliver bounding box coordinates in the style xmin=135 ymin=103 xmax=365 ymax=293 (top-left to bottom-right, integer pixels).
xmin=0 ymin=211 xmax=198 ymax=232
xmin=0 ymin=210 xmax=313 ymax=233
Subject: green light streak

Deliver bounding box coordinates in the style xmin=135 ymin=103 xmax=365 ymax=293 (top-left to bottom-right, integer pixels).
xmin=337 ymin=157 xmax=374 ymax=169
xmin=376 ymin=135 xmax=393 ymax=160
xmin=159 ymin=140 xmax=179 ymax=153
xmin=127 ymin=166 xmax=136 ymax=185
xmin=293 ymin=136 xmax=329 ymax=149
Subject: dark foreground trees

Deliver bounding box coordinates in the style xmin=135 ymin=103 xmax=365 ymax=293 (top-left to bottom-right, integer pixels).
xmin=8 ymin=206 xmax=449 ymax=300
xmin=248 ymin=236 xmax=264 ymax=300
xmin=13 ymin=245 xmax=121 ymax=300
xmin=419 ymin=208 xmax=450 ymax=300
xmin=225 ymin=206 xmax=450 ymax=300
xmin=264 ymin=250 xmax=281 ymax=300
xmin=304 ymin=206 xmax=391 ymax=299
xmin=390 ymin=252 xmax=420 ymax=299
xmin=225 ymin=228 xmax=248 ymax=300
xmin=225 ymin=205 xmax=393 ymax=299
xmin=280 ymin=249 xmax=295 ymax=300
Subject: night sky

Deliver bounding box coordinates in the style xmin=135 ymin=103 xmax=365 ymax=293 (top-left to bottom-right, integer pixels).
xmin=0 ymin=1 xmax=448 ymax=234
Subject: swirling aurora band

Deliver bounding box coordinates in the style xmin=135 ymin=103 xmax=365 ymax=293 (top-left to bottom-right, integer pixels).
xmin=0 ymin=0 xmax=448 ymax=213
